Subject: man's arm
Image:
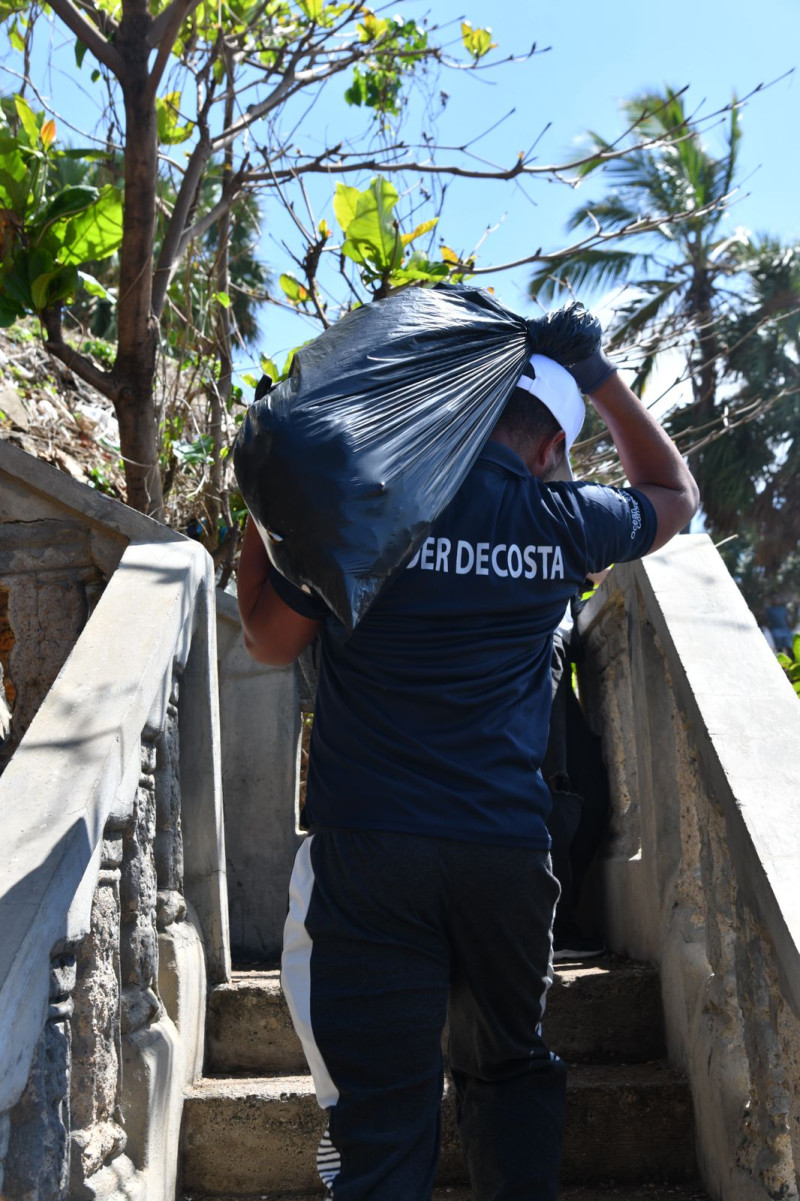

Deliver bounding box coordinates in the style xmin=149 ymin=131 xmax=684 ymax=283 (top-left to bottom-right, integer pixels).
xmin=237 ymin=517 xmax=321 ymax=665
xmin=587 ymin=373 xmax=699 ymax=553
xmin=568 ymin=333 xmax=699 ymax=553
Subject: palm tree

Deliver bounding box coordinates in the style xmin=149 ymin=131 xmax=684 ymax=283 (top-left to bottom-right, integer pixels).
xmin=715 ymin=241 xmax=800 ymax=575
xmin=529 ymin=88 xmax=751 ymax=518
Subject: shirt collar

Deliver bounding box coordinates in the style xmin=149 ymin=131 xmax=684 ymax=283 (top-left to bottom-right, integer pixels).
xmin=476 ymin=438 xmax=529 ymax=479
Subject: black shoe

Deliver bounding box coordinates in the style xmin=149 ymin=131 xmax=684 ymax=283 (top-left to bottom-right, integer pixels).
xmin=552 ymin=932 xmax=606 ymax=962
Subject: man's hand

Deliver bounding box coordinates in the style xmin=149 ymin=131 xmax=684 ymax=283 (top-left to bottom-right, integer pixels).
xmin=237 ymin=517 xmax=321 ymax=665
xmin=565 ymin=346 xmax=618 ymax=396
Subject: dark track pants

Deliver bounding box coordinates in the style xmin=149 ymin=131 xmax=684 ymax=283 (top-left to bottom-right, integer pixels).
xmin=281 ymin=829 xmax=566 ymax=1200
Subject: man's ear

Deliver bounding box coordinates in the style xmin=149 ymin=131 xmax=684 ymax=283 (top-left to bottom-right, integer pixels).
xmin=530 ymin=430 xmax=566 ymax=479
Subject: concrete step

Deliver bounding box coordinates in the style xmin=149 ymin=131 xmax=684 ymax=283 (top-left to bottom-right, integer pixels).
xmin=184 ymin=1187 xmax=709 ymax=1201
xmin=207 ymin=958 xmax=666 ymax=1076
xmin=181 ymin=1061 xmax=696 ymax=1197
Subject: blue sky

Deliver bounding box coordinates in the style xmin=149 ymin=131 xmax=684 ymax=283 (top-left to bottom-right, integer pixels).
xmin=246 ymin=0 xmax=800 ymax=371
xmin=2 ymin=0 xmax=798 ymax=375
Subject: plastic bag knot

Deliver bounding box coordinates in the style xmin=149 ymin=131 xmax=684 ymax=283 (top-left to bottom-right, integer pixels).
xmin=525 ymin=301 xmax=603 ymax=368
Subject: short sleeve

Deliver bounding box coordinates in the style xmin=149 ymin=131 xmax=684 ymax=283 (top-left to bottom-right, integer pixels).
xmin=269 ymin=566 xmax=329 ymax=620
xmin=569 ymin=483 xmax=657 ymax=573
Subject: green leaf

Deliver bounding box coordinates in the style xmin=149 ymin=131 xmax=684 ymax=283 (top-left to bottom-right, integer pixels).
xmin=340 ymin=176 xmax=403 ymax=274
xmin=30 ymin=263 xmax=79 ymax=310
xmin=9 ymin=23 xmax=25 ymax=52
xmin=214 ymin=290 xmax=231 ymax=308
xmin=400 ymin=216 xmax=437 ymax=247
xmin=460 ymin=21 xmax=495 ymax=60
xmin=298 ymin=0 xmax=323 ymax=18
xmin=59 ymin=147 xmax=113 ymax=161
xmin=777 ymin=653 xmax=791 ymax=668
xmin=59 ymin=185 xmax=123 ymax=264
xmin=0 ymin=252 xmax=35 ymax=309
xmin=74 ymin=38 xmax=88 ymax=69
xmin=793 ymin=632 xmax=800 ymax=663
xmin=279 ymin=272 xmax=310 ymax=304
xmin=260 ymin=355 xmax=278 ymax=381
xmin=344 ymin=68 xmax=366 ymax=108
xmin=78 ymin=270 xmax=113 ymax=300
xmin=14 ymin=95 xmax=39 ymax=147
xmin=241 ymin=372 xmax=259 ymax=388
xmin=0 ymin=157 xmax=30 ymax=214
xmin=393 ymin=253 xmax=450 ymax=282
xmin=0 ymin=0 xmax=26 ymax=20
xmin=333 ymin=183 xmax=361 ymax=234
xmin=157 ymin=92 xmax=195 ymax=145
xmin=0 ymin=291 xmax=24 ymax=327
xmin=34 ymin=185 xmax=99 ymax=239
xmin=358 ymin=11 xmax=389 ymax=41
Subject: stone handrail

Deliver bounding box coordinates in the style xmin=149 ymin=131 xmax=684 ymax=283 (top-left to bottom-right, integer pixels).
xmin=578 ymin=535 xmax=800 ymax=1200
xmin=0 ymin=527 xmax=230 ymax=1199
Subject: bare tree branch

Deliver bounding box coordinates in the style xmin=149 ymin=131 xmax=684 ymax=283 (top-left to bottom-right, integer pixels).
xmin=147 ymin=0 xmax=202 ymax=48
xmin=174 ymin=167 xmax=248 ymax=260
xmin=41 ymin=307 xmax=123 ymax=402
xmin=46 ymin=0 xmax=124 ymax=74
xmin=145 ymin=0 xmax=205 ymax=100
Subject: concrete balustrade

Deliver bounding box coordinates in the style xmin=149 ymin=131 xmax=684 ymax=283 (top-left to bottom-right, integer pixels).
xmin=0 ymin=441 xmax=230 ymax=1201
xmin=4 ymin=430 xmax=800 ymax=1201
xmin=579 ymin=535 xmax=800 ymax=1201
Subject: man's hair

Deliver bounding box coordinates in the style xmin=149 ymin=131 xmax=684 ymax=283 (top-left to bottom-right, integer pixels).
xmin=494 ymin=387 xmax=562 ymax=449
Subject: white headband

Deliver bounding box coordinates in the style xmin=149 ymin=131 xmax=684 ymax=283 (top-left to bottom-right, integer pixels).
xmin=514 ymin=354 xmax=586 ymax=453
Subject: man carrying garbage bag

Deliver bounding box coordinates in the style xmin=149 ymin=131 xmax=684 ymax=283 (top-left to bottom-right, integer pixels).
xmin=237 ymin=307 xmax=698 ymax=1201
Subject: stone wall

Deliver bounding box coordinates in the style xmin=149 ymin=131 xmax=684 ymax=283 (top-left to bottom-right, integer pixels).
xmin=0 ymin=520 xmax=108 ymax=771
xmin=216 ymin=590 xmax=303 ymax=964
xmin=579 ymin=535 xmax=800 ymax=1201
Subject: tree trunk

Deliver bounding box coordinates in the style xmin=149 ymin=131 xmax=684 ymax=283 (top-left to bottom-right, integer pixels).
xmin=205 ymin=84 xmax=235 ymax=550
xmin=113 ymin=1 xmax=164 ymax=517
xmin=687 ymin=266 xmax=719 ymax=505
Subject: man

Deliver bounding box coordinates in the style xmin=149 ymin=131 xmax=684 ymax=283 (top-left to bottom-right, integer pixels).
xmin=238 ymin=328 xmax=698 ymax=1200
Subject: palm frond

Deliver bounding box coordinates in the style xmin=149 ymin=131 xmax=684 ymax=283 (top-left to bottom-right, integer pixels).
xmin=606 ymin=280 xmax=683 ymax=347
xmin=565 ymin=196 xmax=640 ymax=234
xmin=529 ymin=248 xmax=642 ymax=305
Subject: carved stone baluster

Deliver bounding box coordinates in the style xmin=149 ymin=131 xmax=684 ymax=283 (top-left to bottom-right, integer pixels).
xmin=154 ymin=678 xmax=185 ymax=933
xmin=3 ymin=953 xmax=76 ymax=1200
xmin=69 ymin=834 xmax=127 ymax=1194
xmin=119 ymin=742 xmax=161 ymax=1036
xmin=734 ymin=910 xmax=797 ymax=1196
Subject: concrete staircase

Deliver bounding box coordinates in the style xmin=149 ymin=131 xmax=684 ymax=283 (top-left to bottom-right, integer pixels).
xmin=180 ymin=956 xmax=708 ymax=1200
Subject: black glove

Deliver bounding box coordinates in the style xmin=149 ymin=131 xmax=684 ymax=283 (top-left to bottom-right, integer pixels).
xmin=527 ymin=300 xmax=618 ymax=394
xmin=566 ymin=347 xmax=618 ymax=395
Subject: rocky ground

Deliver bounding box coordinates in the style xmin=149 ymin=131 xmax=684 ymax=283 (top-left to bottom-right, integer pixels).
xmin=0 ymin=324 xmax=129 ymax=498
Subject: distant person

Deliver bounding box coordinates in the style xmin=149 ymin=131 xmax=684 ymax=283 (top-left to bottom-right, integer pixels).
xmin=543 ymin=579 xmax=610 ymax=962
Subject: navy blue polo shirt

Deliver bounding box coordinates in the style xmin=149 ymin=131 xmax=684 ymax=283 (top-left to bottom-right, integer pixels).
xmin=270 ymin=441 xmax=656 ymax=848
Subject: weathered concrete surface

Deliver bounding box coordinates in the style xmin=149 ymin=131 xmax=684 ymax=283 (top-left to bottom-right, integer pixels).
xmin=579 ymin=536 xmax=800 ymax=1201
xmin=206 ymin=970 xmax=300 ymax=1075
xmin=182 ymin=1062 xmax=696 ymax=1195
xmin=206 ymin=960 xmax=666 ymax=1077
xmin=158 ymin=906 xmax=207 ymax=1088
xmin=183 ymin=1189 xmax=710 ymax=1201
xmin=0 ymin=539 xmax=208 ymax=1114
xmin=0 ymin=518 xmax=106 ymax=769
xmin=216 ymin=590 xmax=303 ymax=964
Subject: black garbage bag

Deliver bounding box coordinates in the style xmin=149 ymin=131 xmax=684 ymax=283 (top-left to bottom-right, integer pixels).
xmin=233 ymin=283 xmax=599 ymax=631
